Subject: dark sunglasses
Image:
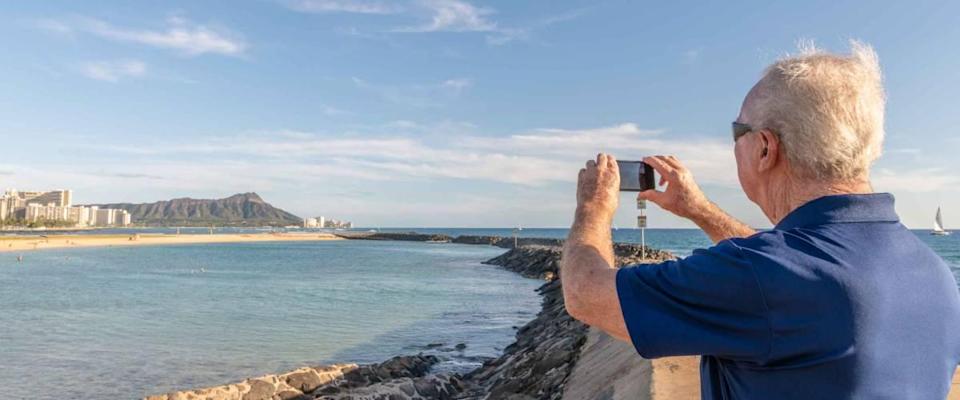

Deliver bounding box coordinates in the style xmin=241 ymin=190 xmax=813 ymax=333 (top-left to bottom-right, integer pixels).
xmin=732 ymin=121 xmax=752 ymax=142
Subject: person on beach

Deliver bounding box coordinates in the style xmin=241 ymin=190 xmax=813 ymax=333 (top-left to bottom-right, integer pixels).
xmin=562 ymin=42 xmax=960 ymax=399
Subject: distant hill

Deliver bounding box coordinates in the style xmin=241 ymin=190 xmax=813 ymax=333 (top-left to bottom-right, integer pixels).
xmin=89 ymin=192 xmax=301 ymax=227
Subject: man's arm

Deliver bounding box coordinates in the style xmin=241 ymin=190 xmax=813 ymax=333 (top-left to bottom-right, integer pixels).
xmin=561 ymin=154 xmax=630 ymax=341
xmin=640 ymin=156 xmax=756 ymax=243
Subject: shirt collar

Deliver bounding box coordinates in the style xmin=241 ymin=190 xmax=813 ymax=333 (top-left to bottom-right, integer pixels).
xmin=774 ymin=193 xmax=900 ymax=230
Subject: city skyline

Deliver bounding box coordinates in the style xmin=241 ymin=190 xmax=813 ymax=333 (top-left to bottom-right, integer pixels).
xmin=1 ymin=1 xmax=958 ymax=228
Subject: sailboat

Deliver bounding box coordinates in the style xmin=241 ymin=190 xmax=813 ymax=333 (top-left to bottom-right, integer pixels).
xmin=932 ymin=206 xmax=950 ymax=236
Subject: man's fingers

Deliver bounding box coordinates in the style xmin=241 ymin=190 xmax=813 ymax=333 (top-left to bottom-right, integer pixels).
xmin=663 ymin=155 xmax=684 ymax=170
xmin=638 ymin=189 xmax=665 ymax=204
xmin=643 ymin=156 xmax=676 ymax=179
xmin=586 ymin=160 xmax=597 ymax=170
xmin=606 ymin=154 xmax=617 ymax=169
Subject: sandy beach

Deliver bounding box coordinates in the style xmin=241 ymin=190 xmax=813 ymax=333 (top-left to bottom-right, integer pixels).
xmin=0 ymin=232 xmax=342 ymax=254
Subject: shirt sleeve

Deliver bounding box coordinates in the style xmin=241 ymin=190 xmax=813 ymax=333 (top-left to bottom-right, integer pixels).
xmin=616 ymin=240 xmax=771 ymax=361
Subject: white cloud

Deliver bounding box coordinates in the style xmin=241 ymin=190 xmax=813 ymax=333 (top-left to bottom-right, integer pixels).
xmin=43 ymin=16 xmax=246 ymax=57
xmin=485 ymin=8 xmax=586 ymax=45
xmin=35 ymin=18 xmax=74 ymax=35
xmin=440 ymin=78 xmax=471 ymax=93
xmin=92 ymin=122 xmax=736 ymax=187
xmin=287 ymin=0 xmax=402 ymax=14
xmin=394 ymin=0 xmax=497 ymax=32
xmin=872 ymin=168 xmax=960 ymax=193
xmin=80 ymin=60 xmax=147 ymax=82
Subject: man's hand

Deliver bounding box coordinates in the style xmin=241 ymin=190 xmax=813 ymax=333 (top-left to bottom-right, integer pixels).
xmin=577 ymin=153 xmax=620 ymax=221
xmin=638 ymin=155 xmax=712 ymax=220
xmin=640 ymin=155 xmax=756 ymax=243
xmin=565 ymin=152 xmax=631 ymax=342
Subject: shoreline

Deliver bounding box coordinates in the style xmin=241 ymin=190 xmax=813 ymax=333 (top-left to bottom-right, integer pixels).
xmin=0 ymin=232 xmax=342 ymax=254
xmin=143 ymin=237 xmax=699 ymax=400
xmin=6 ymin=232 xmax=954 ymax=399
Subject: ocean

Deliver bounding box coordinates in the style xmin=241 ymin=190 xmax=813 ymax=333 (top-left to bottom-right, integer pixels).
xmin=0 ymin=228 xmax=957 ymax=399
xmin=0 ymin=240 xmax=541 ymax=399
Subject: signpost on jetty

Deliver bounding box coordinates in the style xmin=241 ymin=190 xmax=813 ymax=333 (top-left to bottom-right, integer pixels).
xmin=637 ymin=199 xmax=647 ymax=261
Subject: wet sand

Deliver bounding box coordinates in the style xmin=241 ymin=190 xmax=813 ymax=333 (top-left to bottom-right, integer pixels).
xmin=0 ymin=232 xmax=342 ymax=254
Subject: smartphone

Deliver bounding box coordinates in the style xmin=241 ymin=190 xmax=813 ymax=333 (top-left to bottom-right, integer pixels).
xmin=616 ymin=160 xmax=655 ymax=192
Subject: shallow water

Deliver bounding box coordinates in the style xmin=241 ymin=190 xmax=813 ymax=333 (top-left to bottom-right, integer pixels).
xmin=1 ymin=228 xmax=957 ymax=400
xmin=0 ymin=241 xmax=541 ymax=399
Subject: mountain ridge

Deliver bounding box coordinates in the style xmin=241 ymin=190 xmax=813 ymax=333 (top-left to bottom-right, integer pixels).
xmin=88 ymin=192 xmax=301 ymax=227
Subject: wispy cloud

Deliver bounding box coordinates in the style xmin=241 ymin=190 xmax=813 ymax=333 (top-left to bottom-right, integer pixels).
xmin=873 ymin=168 xmax=960 ymax=193
xmin=80 ymin=59 xmax=147 ymax=82
xmin=440 ymin=78 xmax=471 ymax=93
xmin=91 ymin=122 xmax=736 ymax=187
xmin=485 ymin=8 xmax=587 ymax=45
xmin=38 ymin=16 xmax=247 ymax=57
xmin=352 ymin=76 xmax=472 ymax=107
xmin=287 ymin=0 xmax=402 ymax=14
xmin=320 ymin=105 xmax=351 ymax=116
xmin=682 ymin=48 xmax=702 ymax=64
xmin=304 ymin=0 xmax=583 ymax=46
xmin=394 ymin=0 xmax=496 ymax=32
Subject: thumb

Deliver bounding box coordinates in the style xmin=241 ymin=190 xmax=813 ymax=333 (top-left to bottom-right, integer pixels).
xmin=638 ymin=190 xmax=665 ymax=204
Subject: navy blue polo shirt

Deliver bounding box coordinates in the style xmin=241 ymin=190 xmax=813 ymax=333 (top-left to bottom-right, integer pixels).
xmin=616 ymin=193 xmax=960 ymax=399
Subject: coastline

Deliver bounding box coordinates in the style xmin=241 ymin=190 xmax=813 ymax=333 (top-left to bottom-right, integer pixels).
xmin=141 ymin=235 xmax=708 ymax=400
xmin=6 ymin=231 xmax=955 ymax=399
xmin=0 ymin=232 xmax=342 ymax=254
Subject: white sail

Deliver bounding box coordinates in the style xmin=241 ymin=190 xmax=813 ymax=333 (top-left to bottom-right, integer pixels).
xmin=932 ymin=206 xmax=949 ymax=235
xmin=934 ymin=207 xmax=945 ymax=232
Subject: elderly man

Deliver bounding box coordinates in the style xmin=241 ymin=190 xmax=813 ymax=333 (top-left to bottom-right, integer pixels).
xmin=562 ymin=43 xmax=960 ymax=399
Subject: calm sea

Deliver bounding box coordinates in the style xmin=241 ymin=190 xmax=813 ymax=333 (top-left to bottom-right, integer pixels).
xmin=0 ymin=228 xmax=957 ymax=400
xmin=0 ymin=240 xmax=541 ymax=399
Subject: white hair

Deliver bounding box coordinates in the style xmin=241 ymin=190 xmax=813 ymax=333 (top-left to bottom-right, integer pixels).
xmin=750 ymin=40 xmax=886 ymax=181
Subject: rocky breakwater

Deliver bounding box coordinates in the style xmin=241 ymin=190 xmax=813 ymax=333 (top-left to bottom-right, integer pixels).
xmin=335 ymin=232 xmax=453 ymax=242
xmin=454 ymin=245 xmax=674 ymax=400
xmin=144 ymin=240 xmax=676 ymax=400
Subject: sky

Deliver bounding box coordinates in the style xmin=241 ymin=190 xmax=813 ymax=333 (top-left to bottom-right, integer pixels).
xmin=1 ymin=0 xmax=958 ymax=229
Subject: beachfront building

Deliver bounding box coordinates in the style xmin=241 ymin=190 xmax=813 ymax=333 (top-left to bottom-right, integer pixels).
xmin=304 ymin=217 xmax=319 ymax=228
xmin=322 ymin=218 xmax=353 ymax=229
xmin=1 ymin=188 xmax=131 ymax=227
xmin=25 ymin=203 xmax=71 ymax=221
xmin=95 ymin=208 xmax=116 ymax=227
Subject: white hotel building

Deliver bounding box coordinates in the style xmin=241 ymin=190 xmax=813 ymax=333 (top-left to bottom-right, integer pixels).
xmin=1 ymin=188 xmax=131 ymax=227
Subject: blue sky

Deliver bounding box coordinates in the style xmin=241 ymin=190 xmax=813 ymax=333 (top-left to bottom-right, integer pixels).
xmin=1 ymin=0 xmax=958 ymax=228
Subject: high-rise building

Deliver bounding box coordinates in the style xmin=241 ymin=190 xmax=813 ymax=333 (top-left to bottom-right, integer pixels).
xmin=114 ymin=210 xmax=131 ymax=227
xmin=0 ymin=189 xmax=130 ymax=227
xmin=22 ymin=190 xmax=71 ymax=207
xmin=95 ymin=208 xmax=116 ymax=227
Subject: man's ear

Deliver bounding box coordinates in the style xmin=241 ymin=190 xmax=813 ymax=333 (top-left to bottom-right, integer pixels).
xmin=758 ymin=129 xmax=779 ymax=172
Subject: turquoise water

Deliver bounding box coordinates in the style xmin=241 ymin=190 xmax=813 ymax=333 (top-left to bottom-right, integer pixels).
xmin=0 ymin=241 xmax=541 ymax=399
xmin=1 ymin=228 xmax=957 ymax=400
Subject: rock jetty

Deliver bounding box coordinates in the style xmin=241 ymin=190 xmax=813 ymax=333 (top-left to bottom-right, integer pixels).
xmin=144 ymin=236 xmax=676 ymax=400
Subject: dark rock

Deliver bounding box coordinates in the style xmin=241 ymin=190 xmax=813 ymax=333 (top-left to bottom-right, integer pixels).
xmin=274 ymin=390 xmax=310 ymax=400
xmin=455 ymin=343 xmax=467 ymax=350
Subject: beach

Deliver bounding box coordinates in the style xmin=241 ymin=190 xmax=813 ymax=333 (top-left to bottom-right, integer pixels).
xmin=0 ymin=232 xmax=342 ymax=254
